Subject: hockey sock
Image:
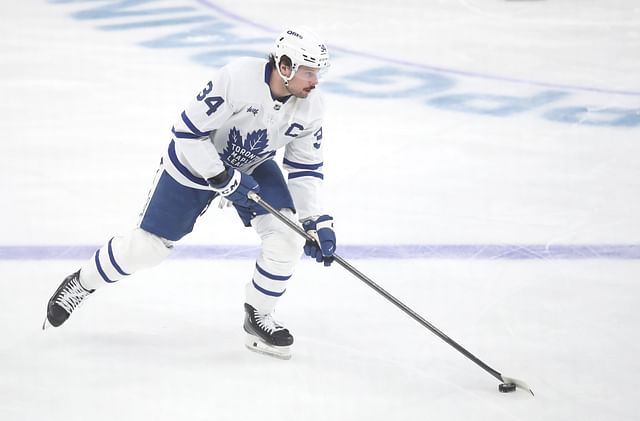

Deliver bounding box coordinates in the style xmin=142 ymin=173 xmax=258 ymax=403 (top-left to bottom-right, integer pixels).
xmin=79 ymin=228 xmax=172 ymax=290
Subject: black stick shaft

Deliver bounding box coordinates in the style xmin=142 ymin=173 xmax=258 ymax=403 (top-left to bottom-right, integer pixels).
xmin=248 ymin=192 xmax=503 ymax=382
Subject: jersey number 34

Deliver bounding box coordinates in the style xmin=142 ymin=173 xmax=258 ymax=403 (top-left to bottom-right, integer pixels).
xmin=197 ymin=81 xmax=225 ymax=116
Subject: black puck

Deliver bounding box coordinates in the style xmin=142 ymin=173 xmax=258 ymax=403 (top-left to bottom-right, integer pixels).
xmin=499 ymin=383 xmax=517 ymax=393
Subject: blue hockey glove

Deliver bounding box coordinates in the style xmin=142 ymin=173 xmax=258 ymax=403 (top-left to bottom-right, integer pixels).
xmin=302 ymin=215 xmax=336 ymax=266
xmin=207 ymin=167 xmax=259 ymax=208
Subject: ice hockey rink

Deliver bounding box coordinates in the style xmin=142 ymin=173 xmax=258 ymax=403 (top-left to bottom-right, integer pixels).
xmin=1 ymin=1 xmax=639 ymax=420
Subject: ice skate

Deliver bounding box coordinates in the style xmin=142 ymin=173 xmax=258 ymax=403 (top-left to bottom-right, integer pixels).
xmin=43 ymin=270 xmax=94 ymax=329
xmin=244 ymin=303 xmax=293 ymax=360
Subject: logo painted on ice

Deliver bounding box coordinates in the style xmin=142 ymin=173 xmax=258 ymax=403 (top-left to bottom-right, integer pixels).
xmin=221 ymin=127 xmax=270 ymax=168
xmin=49 ymin=0 xmax=640 ymax=128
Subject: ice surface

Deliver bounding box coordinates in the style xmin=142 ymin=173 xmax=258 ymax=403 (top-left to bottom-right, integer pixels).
xmin=1 ymin=1 xmax=639 ymax=420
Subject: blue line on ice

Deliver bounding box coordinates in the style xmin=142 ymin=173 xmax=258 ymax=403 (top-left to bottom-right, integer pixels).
xmin=1 ymin=244 xmax=638 ymax=260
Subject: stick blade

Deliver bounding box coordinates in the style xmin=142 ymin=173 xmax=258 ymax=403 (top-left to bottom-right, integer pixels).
xmin=501 ymin=375 xmax=534 ymax=396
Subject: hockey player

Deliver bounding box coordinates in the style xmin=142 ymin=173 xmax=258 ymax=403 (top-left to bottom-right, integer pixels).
xmin=43 ymin=27 xmax=337 ymax=360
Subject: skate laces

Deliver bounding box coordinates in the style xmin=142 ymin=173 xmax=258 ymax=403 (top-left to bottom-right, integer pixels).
xmin=55 ymin=277 xmax=92 ymax=314
xmin=254 ymin=310 xmax=285 ymax=334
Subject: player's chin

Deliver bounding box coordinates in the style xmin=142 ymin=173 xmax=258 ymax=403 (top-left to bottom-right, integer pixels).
xmin=300 ymin=87 xmax=315 ymax=97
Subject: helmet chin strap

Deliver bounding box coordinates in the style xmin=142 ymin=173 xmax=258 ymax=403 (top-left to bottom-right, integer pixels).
xmin=276 ymin=65 xmax=296 ymax=87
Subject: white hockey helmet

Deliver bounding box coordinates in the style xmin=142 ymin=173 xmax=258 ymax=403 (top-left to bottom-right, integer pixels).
xmin=273 ymin=27 xmax=330 ymax=82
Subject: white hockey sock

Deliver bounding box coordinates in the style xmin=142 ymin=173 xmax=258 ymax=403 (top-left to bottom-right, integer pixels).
xmin=246 ymin=210 xmax=304 ymax=314
xmin=79 ymin=228 xmax=172 ymax=290
xmin=246 ymin=260 xmax=292 ymax=314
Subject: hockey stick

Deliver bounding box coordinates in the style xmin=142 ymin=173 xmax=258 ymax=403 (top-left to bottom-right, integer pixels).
xmin=248 ymin=191 xmax=534 ymax=395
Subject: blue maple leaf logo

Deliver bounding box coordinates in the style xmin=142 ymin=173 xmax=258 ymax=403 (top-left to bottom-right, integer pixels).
xmin=225 ymin=127 xmax=242 ymax=151
xmin=220 ymin=127 xmax=270 ymax=166
xmin=245 ymin=129 xmax=268 ymax=152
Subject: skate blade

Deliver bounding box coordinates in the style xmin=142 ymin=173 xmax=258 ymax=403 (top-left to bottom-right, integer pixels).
xmin=244 ymin=335 xmax=291 ymax=360
xmin=42 ymin=316 xmax=52 ymax=331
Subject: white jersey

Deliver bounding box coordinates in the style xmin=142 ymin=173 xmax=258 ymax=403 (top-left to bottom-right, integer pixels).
xmin=162 ymin=57 xmax=326 ymax=220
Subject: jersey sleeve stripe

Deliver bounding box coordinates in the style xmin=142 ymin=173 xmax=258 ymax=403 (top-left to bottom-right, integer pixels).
xmin=282 ymin=158 xmax=323 ymax=170
xmin=181 ymin=111 xmax=210 ymax=137
xmin=172 ymin=126 xmax=202 ymax=140
xmin=288 ymin=171 xmax=324 ymax=180
xmin=168 ymin=140 xmax=209 ymax=187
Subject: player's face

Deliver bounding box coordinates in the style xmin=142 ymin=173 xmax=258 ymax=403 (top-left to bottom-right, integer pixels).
xmin=286 ymin=65 xmax=321 ymax=98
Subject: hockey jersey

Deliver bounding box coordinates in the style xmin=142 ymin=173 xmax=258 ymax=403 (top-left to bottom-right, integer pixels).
xmin=162 ymin=57 xmax=326 ymax=220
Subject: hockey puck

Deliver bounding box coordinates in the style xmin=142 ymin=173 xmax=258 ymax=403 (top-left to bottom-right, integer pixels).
xmin=498 ymin=383 xmax=517 ymax=393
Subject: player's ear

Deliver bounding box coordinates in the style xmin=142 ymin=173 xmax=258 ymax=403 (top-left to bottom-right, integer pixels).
xmin=279 ymin=62 xmax=292 ymax=78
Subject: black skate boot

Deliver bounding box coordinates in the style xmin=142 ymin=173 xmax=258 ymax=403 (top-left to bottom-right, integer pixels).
xmin=43 ymin=270 xmax=94 ymax=329
xmin=244 ymin=303 xmax=293 ymax=359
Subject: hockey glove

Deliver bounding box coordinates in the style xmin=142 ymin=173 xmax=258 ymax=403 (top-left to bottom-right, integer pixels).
xmin=302 ymin=215 xmax=336 ymax=266
xmin=207 ymin=167 xmax=259 ymax=208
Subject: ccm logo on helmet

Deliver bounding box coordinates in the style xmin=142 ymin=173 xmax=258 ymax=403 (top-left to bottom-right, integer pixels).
xmin=287 ymin=30 xmax=303 ymax=39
